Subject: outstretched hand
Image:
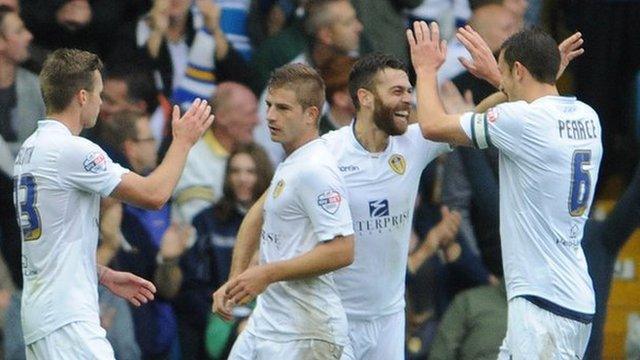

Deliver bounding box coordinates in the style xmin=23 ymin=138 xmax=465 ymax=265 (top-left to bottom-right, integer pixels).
xmin=100 ymin=267 xmax=156 ymax=307
xmin=557 ymin=32 xmax=584 ymax=79
xmin=456 ymin=25 xmax=501 ymax=88
xmin=407 ymin=21 xmax=448 ymax=75
xmin=171 ymin=98 xmax=215 ymax=147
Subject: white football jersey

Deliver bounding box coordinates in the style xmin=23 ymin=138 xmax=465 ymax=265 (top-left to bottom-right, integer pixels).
xmin=322 ymin=123 xmax=451 ymax=319
xmin=13 ymin=120 xmax=129 ymax=344
xmin=459 ymin=96 xmax=602 ymax=314
xmin=246 ymin=139 xmax=354 ymax=345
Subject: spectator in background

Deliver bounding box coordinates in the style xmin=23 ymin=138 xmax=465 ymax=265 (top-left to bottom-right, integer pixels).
xmin=82 ymin=65 xmax=164 ymax=170
xmin=19 ymin=0 xmax=144 ymax=68
xmin=247 ymin=0 xmax=299 ymax=49
xmin=318 ymin=54 xmax=357 ymax=134
xmin=409 ymin=0 xmax=471 ymax=40
xmin=253 ymin=0 xmax=363 ymax=165
xmin=97 ymin=65 xmax=167 ymax=146
xmin=350 ymin=0 xmax=423 ymax=65
xmin=174 ymin=144 xmax=273 ymax=360
xmin=0 ymin=6 xmax=45 ymax=156
xmin=0 ymin=8 xmax=43 ymax=357
xmin=101 ymin=110 xmax=191 ymax=359
xmin=438 ymin=0 xmax=519 ymax=83
xmin=173 ymin=82 xmax=259 ymax=223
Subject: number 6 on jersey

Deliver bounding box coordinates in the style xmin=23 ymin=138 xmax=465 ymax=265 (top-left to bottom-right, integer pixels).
xmin=568 ymin=150 xmax=592 ymax=217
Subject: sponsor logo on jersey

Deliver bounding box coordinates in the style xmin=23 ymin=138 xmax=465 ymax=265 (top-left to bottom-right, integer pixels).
xmin=388 ymin=154 xmax=406 ymax=175
xmin=83 ymin=151 xmax=107 ymax=173
xmin=260 ymin=230 xmax=282 ymax=250
xmin=368 ymin=199 xmax=389 ymax=217
xmin=354 ymin=199 xmax=409 ymax=234
xmin=272 ymin=179 xmax=285 ymax=198
xmin=487 ymin=107 xmax=499 ymax=123
xmin=339 ymin=165 xmax=360 ymax=172
xmin=317 ymin=189 xmax=342 ymax=214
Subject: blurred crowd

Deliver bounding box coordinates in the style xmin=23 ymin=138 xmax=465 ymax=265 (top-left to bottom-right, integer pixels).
xmin=0 ymin=0 xmax=638 ymax=359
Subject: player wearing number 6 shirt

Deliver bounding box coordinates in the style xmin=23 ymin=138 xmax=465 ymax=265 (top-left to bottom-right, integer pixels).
xmin=408 ymin=22 xmax=600 ymax=358
xmin=13 ymin=49 xmax=213 ymax=359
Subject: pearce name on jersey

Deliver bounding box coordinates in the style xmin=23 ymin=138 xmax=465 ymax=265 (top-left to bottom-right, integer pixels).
xmin=557 ymin=118 xmax=598 ymax=140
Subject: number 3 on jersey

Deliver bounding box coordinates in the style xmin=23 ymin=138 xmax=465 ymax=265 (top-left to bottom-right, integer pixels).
xmin=14 ymin=174 xmax=42 ymax=241
xmin=568 ymin=150 xmax=591 ymax=217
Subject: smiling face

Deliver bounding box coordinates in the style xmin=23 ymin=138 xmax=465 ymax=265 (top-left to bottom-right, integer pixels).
xmin=370 ymin=68 xmax=412 ymax=136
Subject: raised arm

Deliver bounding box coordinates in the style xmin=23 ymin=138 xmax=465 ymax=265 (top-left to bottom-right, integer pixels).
xmin=408 ymin=21 xmax=472 ymax=146
xmin=456 ymin=25 xmax=584 ymax=86
xmin=111 ymin=99 xmax=214 ymax=210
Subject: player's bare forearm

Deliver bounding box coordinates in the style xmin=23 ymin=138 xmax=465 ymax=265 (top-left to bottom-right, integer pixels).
xmin=112 ymin=99 xmax=214 ymax=209
xmin=263 ymin=234 xmax=354 ymax=283
xmin=229 ymin=191 xmax=267 ymax=279
xmin=475 ymin=91 xmax=507 ymax=113
xmin=415 ymin=71 xmax=471 ymax=146
xmin=112 ymin=140 xmax=190 ymax=210
xmin=226 ymin=234 xmax=354 ymax=305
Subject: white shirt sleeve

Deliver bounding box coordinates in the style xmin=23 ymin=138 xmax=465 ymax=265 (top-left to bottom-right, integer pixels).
xmin=58 ymin=139 xmax=130 ymax=197
xmin=297 ymin=164 xmax=354 ymax=242
xmin=459 ymin=101 xmax=528 ymax=157
xmin=407 ymin=124 xmax=452 ymax=168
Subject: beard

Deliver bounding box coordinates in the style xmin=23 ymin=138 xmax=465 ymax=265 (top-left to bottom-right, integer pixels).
xmin=372 ymin=95 xmax=409 ymax=136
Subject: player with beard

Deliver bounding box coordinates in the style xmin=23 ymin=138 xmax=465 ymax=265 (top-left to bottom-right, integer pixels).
xmin=214 ymin=53 xmax=454 ymax=360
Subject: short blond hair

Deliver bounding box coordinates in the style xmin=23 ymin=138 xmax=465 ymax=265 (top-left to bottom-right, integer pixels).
xmin=267 ymin=63 xmax=325 ymax=112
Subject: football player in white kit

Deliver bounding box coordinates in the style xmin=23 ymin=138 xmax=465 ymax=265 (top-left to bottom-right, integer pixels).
xmin=216 ymin=53 xmax=456 ymax=360
xmin=408 ymin=21 xmax=599 ymax=358
xmin=216 ymin=64 xmax=355 ymax=359
xmin=13 ymin=49 xmax=214 ymax=359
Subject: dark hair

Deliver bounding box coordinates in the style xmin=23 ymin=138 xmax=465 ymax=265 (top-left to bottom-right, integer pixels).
xmin=215 ymin=143 xmax=274 ymax=222
xmin=267 ymin=63 xmax=325 ymax=112
xmin=39 ymin=48 xmax=103 ymax=113
xmin=319 ymin=55 xmax=358 ymax=106
xmin=0 ymin=5 xmax=15 ymax=36
xmin=348 ymin=53 xmax=407 ymax=110
xmin=468 ymin=0 xmax=503 ymax=11
xmin=104 ymin=65 xmax=159 ymax=113
xmin=102 ymin=110 xmax=146 ymax=152
xmin=499 ymin=28 xmax=560 ymax=85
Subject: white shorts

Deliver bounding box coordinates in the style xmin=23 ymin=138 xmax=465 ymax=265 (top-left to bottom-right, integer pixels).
xmin=498 ymin=297 xmax=592 ymax=360
xmin=228 ymin=330 xmax=344 ymax=360
xmin=341 ymin=311 xmax=405 ymax=360
xmin=26 ymin=321 xmax=115 ymax=360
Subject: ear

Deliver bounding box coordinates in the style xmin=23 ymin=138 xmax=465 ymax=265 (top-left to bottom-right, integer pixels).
xmin=77 ymin=89 xmax=88 ymax=106
xmin=317 ymin=27 xmax=333 ymax=46
xmin=513 ymin=61 xmax=526 ymax=81
xmin=304 ymin=106 xmax=320 ymax=125
xmin=356 ymin=88 xmax=373 ymax=109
